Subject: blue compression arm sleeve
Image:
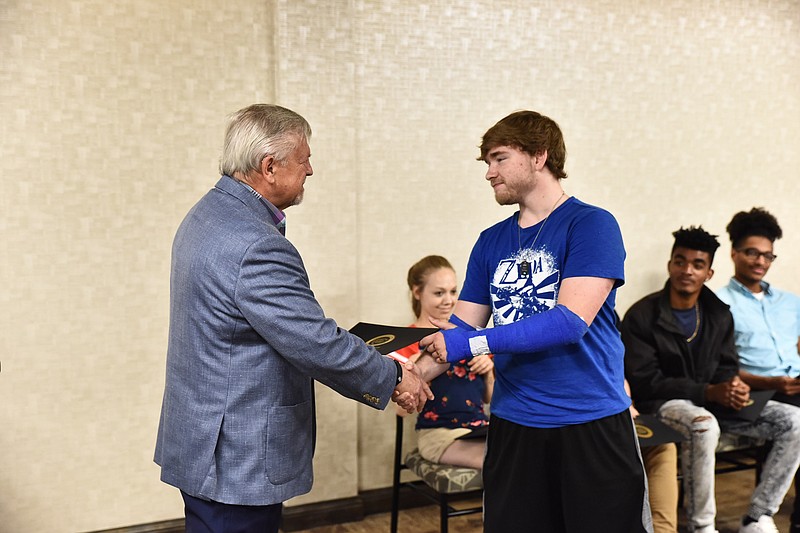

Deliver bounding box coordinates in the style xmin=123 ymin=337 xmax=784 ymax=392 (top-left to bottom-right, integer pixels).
xmin=441 ymin=304 xmax=588 ymax=362
xmin=418 ymin=314 xmax=477 ymax=358
xmin=448 ymin=313 xmax=477 ymax=331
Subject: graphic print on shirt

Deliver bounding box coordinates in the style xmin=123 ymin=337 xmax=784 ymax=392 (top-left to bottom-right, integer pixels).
xmin=490 ymin=245 xmax=560 ymax=326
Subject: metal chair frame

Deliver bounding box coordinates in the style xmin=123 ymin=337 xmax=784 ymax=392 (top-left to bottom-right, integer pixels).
xmin=390 ymin=415 xmax=483 ymax=533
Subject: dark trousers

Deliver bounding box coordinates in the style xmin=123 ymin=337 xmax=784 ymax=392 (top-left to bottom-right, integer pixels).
xmin=181 ymin=491 xmax=282 ymax=533
xmin=483 ymin=411 xmax=651 ymax=533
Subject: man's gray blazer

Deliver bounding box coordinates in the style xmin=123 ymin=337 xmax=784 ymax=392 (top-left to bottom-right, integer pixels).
xmin=155 ymin=175 xmax=398 ymax=505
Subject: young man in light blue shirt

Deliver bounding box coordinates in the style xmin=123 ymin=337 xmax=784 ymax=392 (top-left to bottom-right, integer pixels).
xmin=717 ymin=207 xmax=800 ymax=533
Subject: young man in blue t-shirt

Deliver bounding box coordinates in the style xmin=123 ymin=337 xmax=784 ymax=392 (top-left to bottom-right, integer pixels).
xmin=417 ymin=110 xmax=651 ymax=532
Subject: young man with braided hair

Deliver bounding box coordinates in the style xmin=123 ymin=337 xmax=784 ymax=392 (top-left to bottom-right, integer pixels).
xmin=623 ymin=225 xmax=800 ymax=533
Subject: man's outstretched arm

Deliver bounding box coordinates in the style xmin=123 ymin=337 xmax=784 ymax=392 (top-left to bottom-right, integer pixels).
xmin=417 ymin=300 xmax=492 ymax=379
xmin=421 ymin=277 xmax=613 ymax=363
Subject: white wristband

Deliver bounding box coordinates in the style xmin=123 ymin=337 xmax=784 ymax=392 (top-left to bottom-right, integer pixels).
xmin=468 ymin=335 xmax=491 ymax=356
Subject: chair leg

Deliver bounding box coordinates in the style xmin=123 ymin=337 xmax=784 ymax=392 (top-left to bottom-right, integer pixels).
xmin=439 ymin=492 xmax=448 ymax=533
xmin=391 ymin=458 xmax=401 ymax=533
xmin=391 ymin=415 xmax=403 ymax=533
xmin=390 ymin=482 xmax=400 ymax=533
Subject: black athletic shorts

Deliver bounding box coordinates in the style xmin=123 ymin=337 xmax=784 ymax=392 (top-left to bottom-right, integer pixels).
xmin=483 ymin=410 xmax=652 ymax=533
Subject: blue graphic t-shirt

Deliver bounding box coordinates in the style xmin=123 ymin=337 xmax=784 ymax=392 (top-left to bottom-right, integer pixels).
xmin=460 ymin=197 xmax=630 ymax=428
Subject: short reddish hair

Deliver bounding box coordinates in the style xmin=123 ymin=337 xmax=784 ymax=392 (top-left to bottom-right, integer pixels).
xmin=479 ymin=110 xmax=567 ymax=180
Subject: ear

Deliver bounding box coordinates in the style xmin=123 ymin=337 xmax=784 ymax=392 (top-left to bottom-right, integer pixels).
xmin=532 ymin=150 xmax=548 ymax=171
xmin=412 ymin=286 xmax=422 ymax=300
xmin=706 ymin=268 xmax=715 ymax=281
xmin=260 ymin=155 xmax=277 ymax=183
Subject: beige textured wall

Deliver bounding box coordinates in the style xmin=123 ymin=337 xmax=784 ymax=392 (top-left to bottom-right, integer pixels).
xmin=353 ymin=0 xmax=800 ymax=491
xmin=1 ymin=0 xmax=798 ymax=530
xmin=0 ymin=0 xmax=278 ymax=531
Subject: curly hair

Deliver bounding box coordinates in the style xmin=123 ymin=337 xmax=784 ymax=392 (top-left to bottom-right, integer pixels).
xmin=725 ymin=207 xmax=782 ymax=248
xmin=672 ymin=226 xmax=721 ymax=263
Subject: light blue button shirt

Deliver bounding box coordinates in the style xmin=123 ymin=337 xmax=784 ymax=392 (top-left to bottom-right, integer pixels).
xmin=716 ymin=278 xmax=800 ymax=377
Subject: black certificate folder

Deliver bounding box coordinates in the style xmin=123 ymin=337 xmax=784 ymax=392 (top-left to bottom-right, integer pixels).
xmin=709 ymin=389 xmax=775 ymax=422
xmin=349 ymin=322 xmax=438 ymax=355
xmin=635 ymin=414 xmax=686 ymax=447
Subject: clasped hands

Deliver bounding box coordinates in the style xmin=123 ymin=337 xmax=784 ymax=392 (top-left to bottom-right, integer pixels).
xmin=392 ymin=317 xmax=490 ymax=413
xmin=392 ymin=361 xmax=434 ymax=414
xmin=707 ymin=375 xmax=750 ymax=410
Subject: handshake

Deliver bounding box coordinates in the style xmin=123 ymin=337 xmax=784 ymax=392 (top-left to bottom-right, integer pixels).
xmin=390 ymin=349 xmax=495 ymax=414
xmin=390 ymin=318 xmax=467 ymax=413
xmin=351 ymin=321 xmax=462 ymax=414
xmin=391 ymin=360 xmax=434 ymax=414
xmin=392 ymin=319 xmax=466 ymax=414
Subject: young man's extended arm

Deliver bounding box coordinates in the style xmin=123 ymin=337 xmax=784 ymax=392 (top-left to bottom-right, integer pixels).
xmin=414 ymin=300 xmax=491 ymax=381
xmin=421 ymin=276 xmax=611 ymax=363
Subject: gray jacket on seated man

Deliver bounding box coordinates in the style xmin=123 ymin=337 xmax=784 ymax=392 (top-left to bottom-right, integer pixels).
xmin=622 ymin=225 xmax=800 ymax=533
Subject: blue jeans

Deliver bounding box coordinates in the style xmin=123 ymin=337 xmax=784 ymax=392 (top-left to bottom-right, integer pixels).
xmin=658 ymin=399 xmax=800 ymax=532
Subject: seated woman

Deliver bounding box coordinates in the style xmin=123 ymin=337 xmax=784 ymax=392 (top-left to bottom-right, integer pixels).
xmin=395 ymin=255 xmax=494 ymax=470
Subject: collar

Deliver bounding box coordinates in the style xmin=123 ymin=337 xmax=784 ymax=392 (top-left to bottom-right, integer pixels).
xmin=655 ymin=281 xmax=688 ymax=336
xmin=216 ymin=175 xmax=286 ymax=235
xmin=656 ymin=281 xmax=728 ymax=332
xmin=727 ymin=277 xmax=771 ymax=299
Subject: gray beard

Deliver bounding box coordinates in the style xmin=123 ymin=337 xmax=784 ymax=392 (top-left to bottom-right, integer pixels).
xmin=291 ymin=191 xmax=305 ymax=207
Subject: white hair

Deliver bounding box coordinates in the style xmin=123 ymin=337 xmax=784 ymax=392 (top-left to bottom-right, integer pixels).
xmin=219 ymin=104 xmax=312 ymax=177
